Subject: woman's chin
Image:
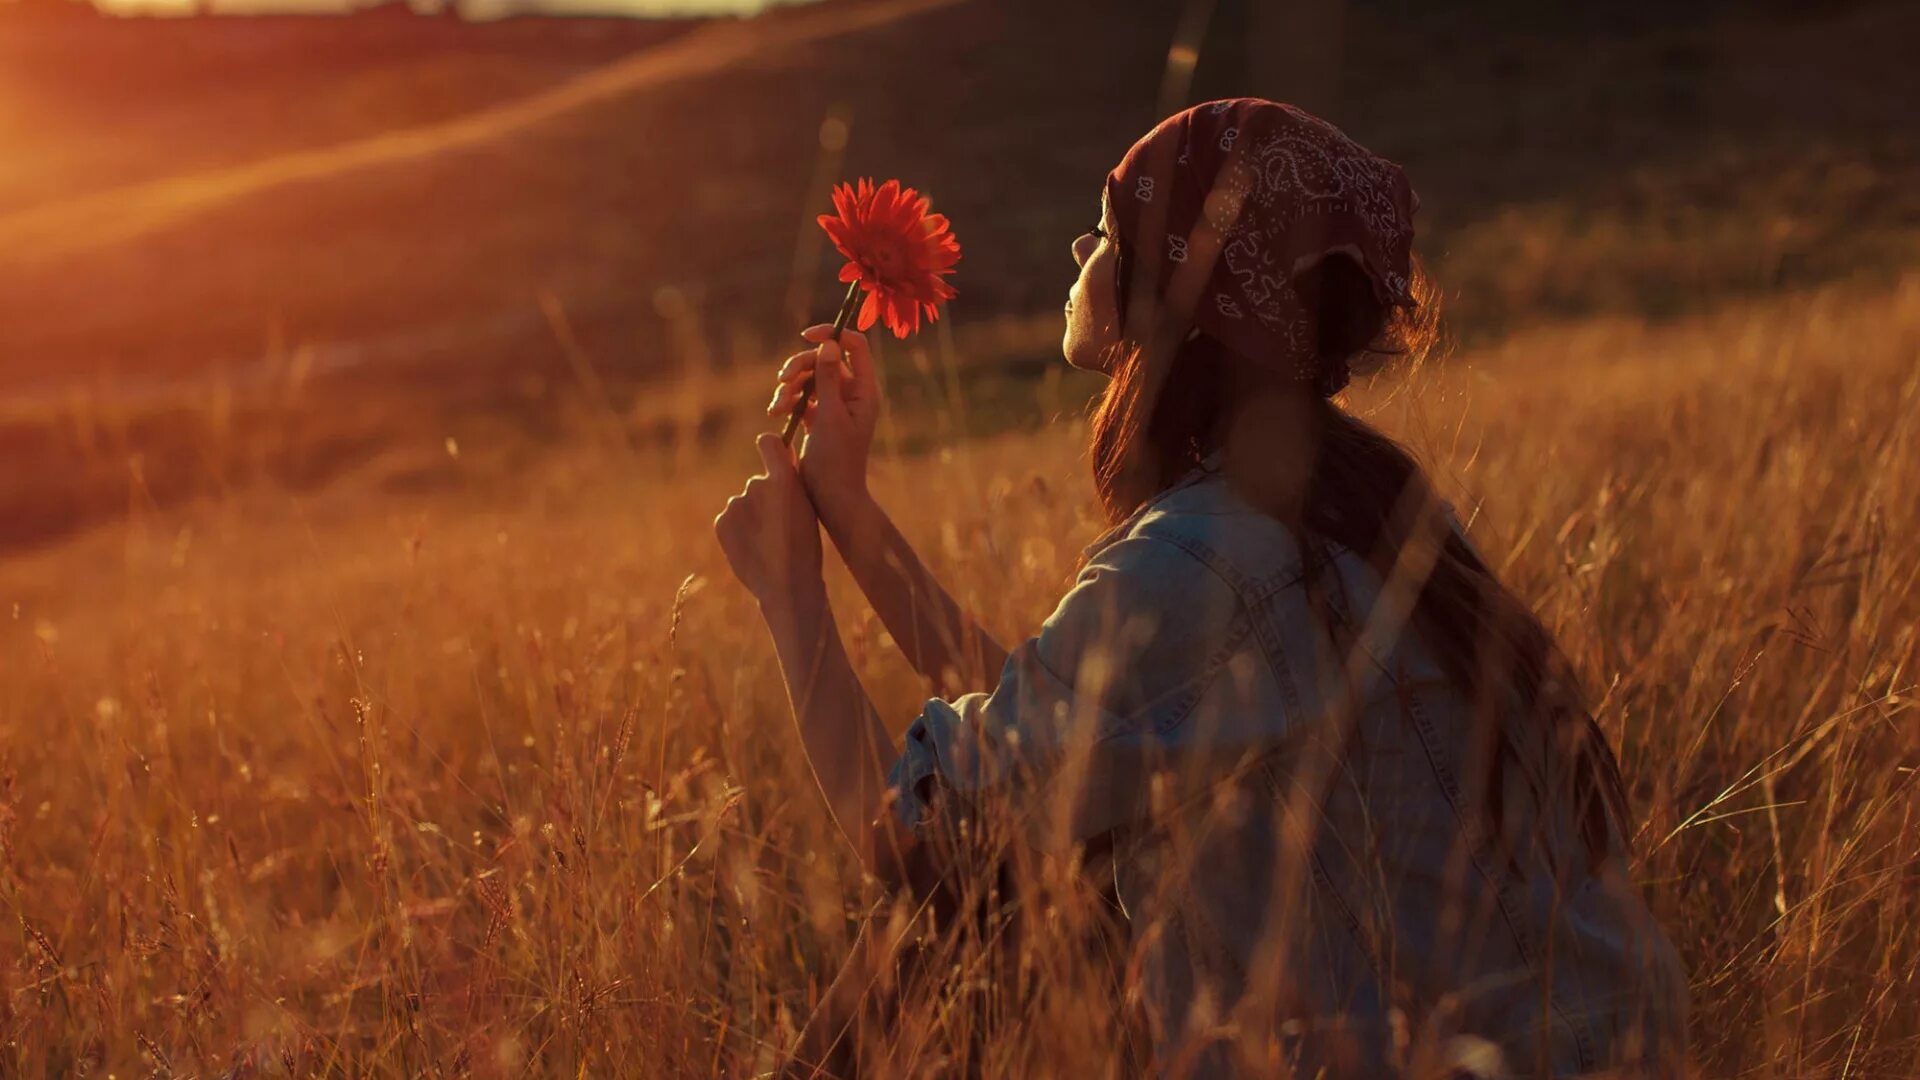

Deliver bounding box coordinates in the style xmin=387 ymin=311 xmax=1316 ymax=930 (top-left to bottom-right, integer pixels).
xmin=1063 ymin=340 xmax=1116 ymax=375
xmin=1061 ymin=332 xmax=1102 ymax=373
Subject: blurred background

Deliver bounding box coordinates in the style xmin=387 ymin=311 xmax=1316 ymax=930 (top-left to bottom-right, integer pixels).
xmin=4 ymin=4 xmax=1919 ymax=1075
xmin=0 ymin=0 xmax=1914 ymax=547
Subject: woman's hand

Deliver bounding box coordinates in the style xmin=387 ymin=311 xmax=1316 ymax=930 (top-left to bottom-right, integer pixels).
xmin=768 ymin=325 xmax=879 ymax=518
xmin=714 ymin=434 xmax=824 ymax=610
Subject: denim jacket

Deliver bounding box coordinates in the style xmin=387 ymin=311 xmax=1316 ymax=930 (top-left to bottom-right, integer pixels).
xmin=885 ymin=458 xmax=1689 ymax=1077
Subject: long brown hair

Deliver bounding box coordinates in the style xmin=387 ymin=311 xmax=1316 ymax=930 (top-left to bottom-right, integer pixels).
xmin=1088 ymin=253 xmax=1631 ymax=864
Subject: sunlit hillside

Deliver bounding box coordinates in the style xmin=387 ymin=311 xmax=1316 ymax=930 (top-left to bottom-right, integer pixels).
xmin=1 ymin=0 xmax=1917 ymax=553
xmin=2 ymin=0 xmax=1918 ymax=1075
xmin=3 ymin=0 xmax=1917 ymax=378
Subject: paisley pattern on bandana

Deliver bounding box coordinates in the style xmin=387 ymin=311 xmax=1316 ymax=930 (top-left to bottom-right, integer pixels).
xmin=1105 ymin=98 xmax=1419 ymax=395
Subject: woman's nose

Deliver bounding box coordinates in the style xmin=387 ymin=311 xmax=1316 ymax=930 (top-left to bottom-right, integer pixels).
xmin=1072 ymin=234 xmax=1093 ymax=268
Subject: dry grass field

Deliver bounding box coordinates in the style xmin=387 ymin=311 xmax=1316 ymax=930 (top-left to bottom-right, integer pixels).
xmin=4 ymin=0 xmax=1920 ymax=1075
xmin=2 ymin=272 xmax=1916 ymax=1076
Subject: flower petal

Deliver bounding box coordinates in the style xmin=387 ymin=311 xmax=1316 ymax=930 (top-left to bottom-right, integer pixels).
xmin=815 ymin=176 xmax=960 ymax=339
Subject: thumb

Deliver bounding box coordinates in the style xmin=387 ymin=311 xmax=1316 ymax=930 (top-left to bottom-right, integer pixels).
xmin=755 ymin=431 xmax=796 ymax=480
xmin=812 ymin=339 xmax=847 ymax=412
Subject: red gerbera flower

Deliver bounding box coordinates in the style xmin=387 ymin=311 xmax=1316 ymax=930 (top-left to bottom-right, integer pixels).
xmin=817 ymin=178 xmax=961 ymax=339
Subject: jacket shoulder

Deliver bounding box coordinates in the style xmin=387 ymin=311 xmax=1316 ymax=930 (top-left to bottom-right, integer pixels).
xmin=1123 ymin=475 xmax=1306 ymax=600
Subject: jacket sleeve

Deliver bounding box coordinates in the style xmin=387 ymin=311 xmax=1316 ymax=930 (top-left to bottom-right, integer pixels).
xmin=882 ymin=533 xmax=1249 ymax=851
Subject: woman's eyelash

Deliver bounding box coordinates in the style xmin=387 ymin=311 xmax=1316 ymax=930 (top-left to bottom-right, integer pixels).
xmin=1087 ymin=224 xmax=1109 ymax=240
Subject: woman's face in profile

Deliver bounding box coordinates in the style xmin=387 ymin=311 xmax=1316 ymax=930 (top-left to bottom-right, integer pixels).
xmin=1062 ymin=194 xmax=1121 ymax=373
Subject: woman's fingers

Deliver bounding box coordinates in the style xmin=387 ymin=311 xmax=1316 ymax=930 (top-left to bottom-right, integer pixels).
xmin=773 ymin=344 xmax=848 ymax=420
xmin=801 ymin=323 xmax=866 ymax=359
xmin=812 ymin=337 xmax=846 ymax=412
xmin=766 ymin=380 xmax=809 ymax=419
xmin=800 ymin=325 xmax=869 ymax=386
xmin=777 ymin=348 xmax=819 ymax=384
xmin=755 ymin=431 xmax=798 ymax=483
xmin=773 ymin=326 xmax=872 ymax=429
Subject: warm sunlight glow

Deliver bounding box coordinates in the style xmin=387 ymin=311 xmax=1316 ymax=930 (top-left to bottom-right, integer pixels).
xmin=0 ymin=0 xmax=1914 ymax=1074
xmin=88 ymin=0 xmax=796 ymax=15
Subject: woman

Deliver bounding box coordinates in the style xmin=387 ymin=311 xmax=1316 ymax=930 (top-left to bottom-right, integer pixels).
xmin=715 ymin=99 xmax=1688 ymax=1077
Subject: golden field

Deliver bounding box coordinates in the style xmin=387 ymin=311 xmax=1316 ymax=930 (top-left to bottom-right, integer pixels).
xmin=4 ymin=0 xmax=1920 ymax=1075
xmin=2 ymin=274 xmax=1916 ymax=1076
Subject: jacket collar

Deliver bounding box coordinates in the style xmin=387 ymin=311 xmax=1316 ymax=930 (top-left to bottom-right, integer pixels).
xmin=1079 ymin=450 xmax=1227 ymax=564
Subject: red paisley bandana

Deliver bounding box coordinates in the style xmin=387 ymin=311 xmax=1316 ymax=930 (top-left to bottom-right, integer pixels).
xmin=1104 ymin=98 xmax=1419 ymax=395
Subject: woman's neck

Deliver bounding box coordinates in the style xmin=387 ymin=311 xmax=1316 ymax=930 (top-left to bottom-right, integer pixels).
xmin=1218 ymin=387 xmax=1321 ymax=527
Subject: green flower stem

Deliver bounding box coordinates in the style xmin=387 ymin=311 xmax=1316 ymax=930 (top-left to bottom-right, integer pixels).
xmin=781 ymin=277 xmax=864 ymax=447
